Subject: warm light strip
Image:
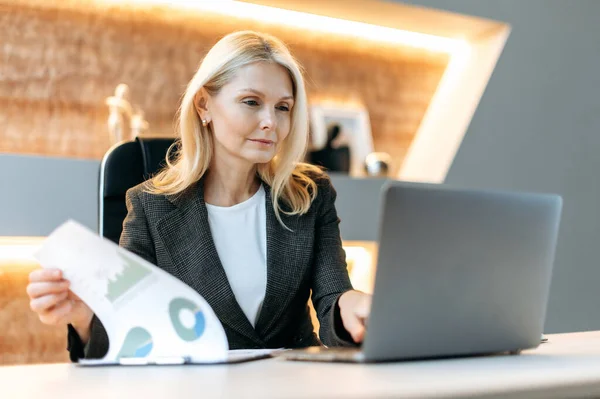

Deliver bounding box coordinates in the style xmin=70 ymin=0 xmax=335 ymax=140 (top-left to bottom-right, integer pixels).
xmin=99 ymin=0 xmax=469 ymax=55
xmin=343 ymin=245 xmax=375 ymax=293
xmin=0 ymin=237 xmax=44 ymax=263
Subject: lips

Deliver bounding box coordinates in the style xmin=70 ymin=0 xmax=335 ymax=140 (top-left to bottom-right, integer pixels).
xmin=249 ymin=139 xmax=275 ymax=145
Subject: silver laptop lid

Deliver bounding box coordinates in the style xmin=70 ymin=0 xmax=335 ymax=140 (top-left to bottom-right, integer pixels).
xmin=363 ymin=182 xmax=562 ymax=362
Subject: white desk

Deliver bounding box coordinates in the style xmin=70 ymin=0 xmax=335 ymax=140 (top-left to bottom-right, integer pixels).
xmin=2 ymin=331 xmax=600 ymax=399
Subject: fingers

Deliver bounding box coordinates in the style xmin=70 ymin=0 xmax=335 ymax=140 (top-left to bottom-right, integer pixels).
xmin=29 ymin=291 xmax=69 ymax=313
xmin=29 ymin=268 xmax=63 ymax=283
xmin=341 ymin=311 xmax=366 ymax=343
xmin=27 ymin=280 xmax=70 ymax=299
xmin=355 ymin=296 xmax=372 ymax=320
xmin=38 ymin=300 xmax=74 ymax=326
xmin=26 ymin=268 xmax=86 ymax=327
xmin=339 ymin=291 xmax=372 ymax=343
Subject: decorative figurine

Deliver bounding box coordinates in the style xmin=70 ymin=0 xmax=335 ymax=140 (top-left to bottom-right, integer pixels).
xmin=106 ymin=83 xmax=133 ymax=144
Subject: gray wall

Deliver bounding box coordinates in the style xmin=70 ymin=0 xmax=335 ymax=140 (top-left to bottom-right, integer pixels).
xmin=0 ymin=155 xmax=99 ymax=236
xmin=0 ymin=155 xmax=384 ymax=241
xmin=401 ymin=0 xmax=600 ymax=333
xmin=330 ymin=174 xmax=389 ymax=241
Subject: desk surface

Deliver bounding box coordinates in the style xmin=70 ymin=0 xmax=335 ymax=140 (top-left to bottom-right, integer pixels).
xmin=2 ymin=331 xmax=600 ymax=399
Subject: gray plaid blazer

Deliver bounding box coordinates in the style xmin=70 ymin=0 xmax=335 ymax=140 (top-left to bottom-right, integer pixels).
xmin=67 ymin=174 xmax=355 ymax=360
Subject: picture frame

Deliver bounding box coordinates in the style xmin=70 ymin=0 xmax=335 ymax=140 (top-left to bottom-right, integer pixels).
xmin=309 ymin=101 xmax=374 ymax=177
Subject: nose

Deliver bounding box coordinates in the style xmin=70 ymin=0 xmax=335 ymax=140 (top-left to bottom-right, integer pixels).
xmin=259 ymin=108 xmax=276 ymax=131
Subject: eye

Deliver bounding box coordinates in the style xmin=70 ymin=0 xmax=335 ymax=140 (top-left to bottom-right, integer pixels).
xmin=243 ymin=99 xmax=260 ymax=106
xmin=277 ymin=104 xmax=290 ymax=112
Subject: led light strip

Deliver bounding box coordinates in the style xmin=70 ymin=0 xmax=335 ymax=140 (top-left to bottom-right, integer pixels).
xmin=0 ymin=237 xmax=44 ymax=263
xmin=99 ymin=0 xmax=469 ymax=55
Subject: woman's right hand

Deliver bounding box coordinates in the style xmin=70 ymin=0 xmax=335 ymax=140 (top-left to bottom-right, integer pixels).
xmin=27 ymin=268 xmax=94 ymax=344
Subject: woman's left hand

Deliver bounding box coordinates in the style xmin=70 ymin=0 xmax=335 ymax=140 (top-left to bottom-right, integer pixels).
xmin=338 ymin=290 xmax=372 ymax=343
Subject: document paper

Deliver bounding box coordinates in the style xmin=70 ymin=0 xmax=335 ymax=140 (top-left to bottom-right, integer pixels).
xmin=34 ymin=220 xmax=275 ymax=365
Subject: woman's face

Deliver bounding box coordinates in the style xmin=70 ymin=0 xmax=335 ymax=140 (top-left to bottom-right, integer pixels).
xmin=200 ymin=61 xmax=295 ymax=167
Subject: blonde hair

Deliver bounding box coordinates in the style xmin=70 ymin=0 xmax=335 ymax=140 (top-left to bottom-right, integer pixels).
xmin=146 ymin=31 xmax=323 ymax=226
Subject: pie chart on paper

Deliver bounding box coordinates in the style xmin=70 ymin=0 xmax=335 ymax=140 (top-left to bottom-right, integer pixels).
xmin=117 ymin=327 xmax=153 ymax=359
xmin=169 ymin=297 xmax=206 ymax=341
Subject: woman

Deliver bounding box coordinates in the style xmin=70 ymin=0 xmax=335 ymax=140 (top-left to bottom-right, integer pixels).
xmin=26 ymin=31 xmax=371 ymax=361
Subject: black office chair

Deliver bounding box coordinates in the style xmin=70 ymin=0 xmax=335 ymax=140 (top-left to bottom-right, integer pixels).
xmin=99 ymin=137 xmax=176 ymax=244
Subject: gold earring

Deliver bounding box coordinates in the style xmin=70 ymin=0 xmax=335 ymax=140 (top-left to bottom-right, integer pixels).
xmin=201 ymin=119 xmax=208 ymax=127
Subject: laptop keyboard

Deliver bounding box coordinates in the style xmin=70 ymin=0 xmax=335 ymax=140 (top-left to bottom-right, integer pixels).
xmin=279 ymin=347 xmax=364 ymax=362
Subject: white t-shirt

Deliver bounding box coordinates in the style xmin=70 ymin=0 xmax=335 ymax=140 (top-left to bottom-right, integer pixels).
xmin=205 ymin=185 xmax=267 ymax=327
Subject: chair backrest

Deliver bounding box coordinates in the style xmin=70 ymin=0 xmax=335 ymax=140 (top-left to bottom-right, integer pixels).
xmin=99 ymin=137 xmax=176 ymax=244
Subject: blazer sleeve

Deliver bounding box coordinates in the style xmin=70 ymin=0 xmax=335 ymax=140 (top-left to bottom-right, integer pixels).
xmin=310 ymin=176 xmax=357 ymax=347
xmin=67 ymin=186 xmax=158 ymax=361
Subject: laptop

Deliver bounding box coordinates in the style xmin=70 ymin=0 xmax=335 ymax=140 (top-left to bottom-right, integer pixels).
xmin=279 ymin=181 xmax=563 ymax=363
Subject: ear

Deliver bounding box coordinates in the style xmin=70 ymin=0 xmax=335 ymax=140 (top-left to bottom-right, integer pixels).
xmin=193 ymin=88 xmax=211 ymax=123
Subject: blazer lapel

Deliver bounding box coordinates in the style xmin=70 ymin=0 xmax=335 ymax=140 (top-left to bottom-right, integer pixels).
xmin=255 ymin=182 xmax=313 ymax=339
xmin=156 ymin=179 xmax=262 ymax=345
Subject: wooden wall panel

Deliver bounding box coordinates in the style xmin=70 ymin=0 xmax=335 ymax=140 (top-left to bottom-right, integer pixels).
xmin=0 ymin=1 xmax=449 ymax=173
